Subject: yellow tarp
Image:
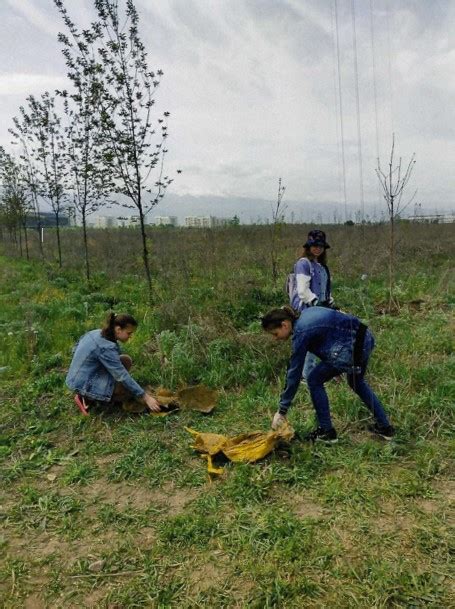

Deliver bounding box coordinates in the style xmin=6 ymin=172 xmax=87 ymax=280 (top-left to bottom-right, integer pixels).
xmin=186 ymin=422 xmax=295 ymax=475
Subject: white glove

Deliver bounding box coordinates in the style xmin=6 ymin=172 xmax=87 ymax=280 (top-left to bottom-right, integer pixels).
xmin=272 ymin=412 xmax=287 ymax=430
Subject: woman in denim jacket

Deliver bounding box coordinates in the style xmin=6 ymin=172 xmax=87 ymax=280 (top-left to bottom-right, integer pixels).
xmin=262 ymin=306 xmax=394 ymax=442
xmin=66 ymin=313 xmax=160 ymax=415
xmin=286 ymin=230 xmax=335 ymax=380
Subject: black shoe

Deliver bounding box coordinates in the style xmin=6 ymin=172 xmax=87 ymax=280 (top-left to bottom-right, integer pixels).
xmin=369 ymin=423 xmax=395 ymax=440
xmin=305 ymin=427 xmax=338 ymax=444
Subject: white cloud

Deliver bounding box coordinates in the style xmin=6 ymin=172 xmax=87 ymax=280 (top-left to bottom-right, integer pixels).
xmin=5 ymin=0 xmax=60 ymax=37
xmin=0 ymin=0 xmax=453 ymax=209
xmin=0 ymin=73 xmax=67 ymax=96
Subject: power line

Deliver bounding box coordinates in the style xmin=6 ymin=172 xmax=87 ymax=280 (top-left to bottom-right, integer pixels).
xmin=333 ymin=0 xmax=348 ymax=222
xmin=386 ymin=0 xmax=394 ymax=134
xmin=351 ymin=0 xmax=365 ymax=224
xmin=370 ymin=0 xmax=382 ymax=212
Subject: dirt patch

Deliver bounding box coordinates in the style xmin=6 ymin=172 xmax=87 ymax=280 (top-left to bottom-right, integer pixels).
xmin=188 ymin=560 xmax=227 ymax=594
xmin=82 ymin=479 xmax=199 ymax=514
xmin=416 ymin=498 xmax=440 ymax=514
xmin=135 ymin=526 xmax=156 ymax=549
xmin=285 ymin=492 xmax=326 ymax=520
xmin=83 ymin=587 xmax=108 ymax=608
xmin=331 ymin=524 xmax=357 ymax=557
xmin=149 ymin=483 xmax=199 ymax=516
xmin=434 ymin=479 xmax=455 ymax=503
xmin=4 ymin=529 xmax=120 ymax=565
xmin=24 ymin=595 xmax=46 ymax=609
xmin=376 ymin=501 xmax=415 ymax=534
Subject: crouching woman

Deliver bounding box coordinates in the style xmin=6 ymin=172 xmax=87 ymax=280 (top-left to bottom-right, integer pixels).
xmin=261 ymin=306 xmax=395 ymax=442
xmin=66 ymin=313 xmax=161 ymax=415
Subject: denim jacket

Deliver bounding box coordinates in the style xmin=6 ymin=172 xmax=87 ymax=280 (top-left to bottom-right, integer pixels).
xmin=279 ymin=307 xmax=369 ymax=414
xmin=66 ymin=330 xmax=145 ymax=402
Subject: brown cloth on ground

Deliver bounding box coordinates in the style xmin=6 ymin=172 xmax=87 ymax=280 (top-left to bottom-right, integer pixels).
xmin=186 ymin=422 xmax=295 ymax=475
xmin=122 ymin=385 xmax=218 ymax=415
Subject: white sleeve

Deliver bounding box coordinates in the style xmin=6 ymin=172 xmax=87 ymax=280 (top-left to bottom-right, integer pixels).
xmin=296 ymin=273 xmax=318 ymax=305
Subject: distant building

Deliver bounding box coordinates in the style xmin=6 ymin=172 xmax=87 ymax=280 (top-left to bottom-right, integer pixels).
xmin=154 ymin=215 xmax=178 ymax=226
xmin=184 ymin=216 xmax=227 ymax=228
xmin=411 ymin=213 xmax=455 ymax=223
xmin=116 ymin=216 xmax=140 ymax=228
xmin=91 ymin=215 xmax=118 ymax=229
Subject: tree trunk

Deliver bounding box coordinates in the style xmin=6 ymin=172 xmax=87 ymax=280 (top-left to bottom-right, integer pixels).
xmin=82 ymin=211 xmax=91 ymax=281
xmin=23 ymin=223 xmax=30 ymax=261
xmin=55 ymin=210 xmax=62 ymax=268
xmin=35 ymin=205 xmax=44 ymax=259
xmin=138 ymin=207 xmax=153 ymax=304
xmin=389 ymin=213 xmax=394 ymax=306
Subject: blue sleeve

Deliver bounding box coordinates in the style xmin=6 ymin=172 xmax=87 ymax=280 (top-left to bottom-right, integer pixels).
xmin=295 ymin=258 xmax=311 ymax=276
xmin=98 ymin=345 xmax=145 ymax=398
xmin=278 ymin=332 xmax=308 ymax=414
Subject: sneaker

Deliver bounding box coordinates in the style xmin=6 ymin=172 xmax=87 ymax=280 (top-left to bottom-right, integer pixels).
xmin=74 ymin=393 xmax=90 ymax=416
xmin=305 ymin=427 xmax=338 ymax=444
xmin=369 ymin=423 xmax=395 ymax=440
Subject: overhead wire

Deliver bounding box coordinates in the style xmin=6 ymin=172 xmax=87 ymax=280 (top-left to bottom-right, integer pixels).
xmin=351 ymin=0 xmax=365 ymax=226
xmin=333 ymin=0 xmax=349 ymax=223
xmin=369 ymin=0 xmax=382 ymax=218
xmin=386 ymin=0 xmax=394 ymax=134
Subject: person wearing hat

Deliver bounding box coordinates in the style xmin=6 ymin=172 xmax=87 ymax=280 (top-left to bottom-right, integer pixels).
xmin=286 ymin=229 xmax=335 ymax=379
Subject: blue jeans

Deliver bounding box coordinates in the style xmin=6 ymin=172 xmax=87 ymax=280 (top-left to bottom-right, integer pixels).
xmin=302 ymin=352 xmax=318 ymax=380
xmin=306 ymin=342 xmax=390 ymax=431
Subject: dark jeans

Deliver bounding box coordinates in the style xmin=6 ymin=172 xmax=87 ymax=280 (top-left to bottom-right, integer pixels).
xmin=306 ymin=350 xmax=390 ymax=431
xmin=111 ymin=355 xmax=133 ymax=401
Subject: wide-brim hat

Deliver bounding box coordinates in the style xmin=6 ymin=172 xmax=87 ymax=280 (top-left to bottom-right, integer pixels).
xmin=304 ymin=229 xmax=330 ymax=249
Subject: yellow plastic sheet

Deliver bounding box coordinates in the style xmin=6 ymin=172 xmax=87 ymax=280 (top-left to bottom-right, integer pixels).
xmin=186 ymin=422 xmax=295 ymax=475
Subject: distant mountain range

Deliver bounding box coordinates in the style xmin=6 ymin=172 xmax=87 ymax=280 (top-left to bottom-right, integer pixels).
xmin=102 ymin=193 xmax=452 ymax=225
xmin=33 ymin=192 xmax=452 ymax=225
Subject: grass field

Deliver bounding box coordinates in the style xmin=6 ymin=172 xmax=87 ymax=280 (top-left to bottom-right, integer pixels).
xmin=0 ymin=222 xmax=454 ymax=608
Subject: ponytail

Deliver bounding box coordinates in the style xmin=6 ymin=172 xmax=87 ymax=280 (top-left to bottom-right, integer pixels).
xmin=261 ymin=306 xmax=299 ymax=331
xmin=101 ymin=312 xmax=138 ymax=342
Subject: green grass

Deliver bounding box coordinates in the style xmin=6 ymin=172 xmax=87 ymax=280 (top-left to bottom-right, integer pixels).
xmin=0 ymin=224 xmax=454 ymax=608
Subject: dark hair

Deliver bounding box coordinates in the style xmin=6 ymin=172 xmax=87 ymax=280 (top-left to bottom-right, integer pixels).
xmin=101 ymin=312 xmax=138 ymax=342
xmin=300 ymin=244 xmax=327 ymax=265
xmin=261 ymin=306 xmax=299 ymax=331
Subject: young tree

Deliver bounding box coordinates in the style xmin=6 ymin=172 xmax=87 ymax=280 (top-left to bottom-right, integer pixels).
xmin=8 ymin=129 xmax=45 ymax=259
xmin=56 ymin=57 xmax=112 ymax=280
xmin=54 ymin=0 xmax=175 ymax=301
xmin=0 ymin=147 xmax=32 ymax=259
xmin=270 ymin=178 xmax=286 ymax=284
xmin=375 ymin=135 xmax=416 ymax=307
xmin=11 ymin=93 xmax=69 ymax=267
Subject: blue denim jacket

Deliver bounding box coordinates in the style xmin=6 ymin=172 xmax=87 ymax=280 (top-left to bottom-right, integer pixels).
xmin=66 ymin=330 xmax=145 ymax=402
xmin=279 ymin=307 xmax=372 ymax=413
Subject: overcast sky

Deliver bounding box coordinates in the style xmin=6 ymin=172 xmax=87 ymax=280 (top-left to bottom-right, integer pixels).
xmin=1 ymin=0 xmax=454 ymax=214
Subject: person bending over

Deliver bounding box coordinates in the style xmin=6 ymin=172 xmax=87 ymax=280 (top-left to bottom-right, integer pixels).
xmin=66 ymin=312 xmax=160 ymax=415
xmin=261 ymin=306 xmax=395 ymax=443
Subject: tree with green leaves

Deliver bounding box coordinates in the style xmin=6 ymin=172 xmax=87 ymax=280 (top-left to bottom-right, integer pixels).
xmin=0 ymin=147 xmax=32 ymax=259
xmin=56 ymin=58 xmax=112 ymax=280
xmin=11 ymin=93 xmax=69 ymax=267
xmin=8 ymin=124 xmax=45 ymax=259
xmin=54 ymin=0 xmax=176 ymax=301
